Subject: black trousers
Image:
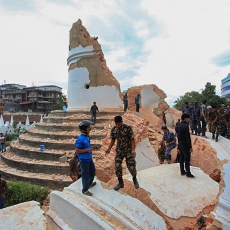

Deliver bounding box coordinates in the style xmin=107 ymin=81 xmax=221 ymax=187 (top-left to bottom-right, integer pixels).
xmin=200 ymin=117 xmax=206 ymax=136
xmin=178 ymin=143 xmax=191 ymax=175
xmin=136 ymin=104 xmax=140 ymax=112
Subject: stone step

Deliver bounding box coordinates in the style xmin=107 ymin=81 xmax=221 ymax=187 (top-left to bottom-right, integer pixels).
xmin=35 ymin=123 xmax=105 ymax=132
xmin=50 ymin=110 xmax=124 ymax=117
xmin=10 ymin=141 xmax=68 ymax=161
xmin=43 ymin=117 xmax=110 ymax=124
xmin=18 ymin=135 xmax=103 ymax=151
xmin=0 ymin=160 xmax=72 ymax=190
xmin=27 ymin=129 xmax=107 ymax=140
xmin=10 ymin=141 xmax=100 ymax=161
xmin=1 ymin=152 xmax=69 ymax=175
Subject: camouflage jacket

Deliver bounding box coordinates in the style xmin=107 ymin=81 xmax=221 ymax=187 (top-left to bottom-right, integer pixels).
xmin=209 ymin=110 xmax=219 ymax=123
xmin=110 ymin=124 xmax=134 ymax=153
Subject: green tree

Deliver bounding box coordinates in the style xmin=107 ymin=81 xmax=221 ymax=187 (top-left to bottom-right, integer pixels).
xmin=174 ymin=91 xmax=202 ymax=111
xmin=173 ymin=82 xmax=227 ymax=110
xmin=52 ymin=94 xmax=67 ymax=110
xmin=201 ymin=82 xmax=227 ymax=106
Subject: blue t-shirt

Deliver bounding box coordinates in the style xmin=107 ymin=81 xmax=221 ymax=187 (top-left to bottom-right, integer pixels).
xmin=135 ymin=97 xmax=140 ymax=105
xmin=75 ymin=134 xmax=92 ymax=162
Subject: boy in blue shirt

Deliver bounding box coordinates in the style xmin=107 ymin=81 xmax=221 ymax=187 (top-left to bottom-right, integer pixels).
xmin=75 ymin=120 xmax=97 ymax=196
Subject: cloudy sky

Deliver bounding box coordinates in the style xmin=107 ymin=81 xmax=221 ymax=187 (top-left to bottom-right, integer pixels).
xmin=0 ymin=0 xmax=230 ymax=106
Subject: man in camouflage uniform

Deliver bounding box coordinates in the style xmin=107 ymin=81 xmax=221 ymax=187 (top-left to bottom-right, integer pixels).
xmin=105 ymin=116 xmax=139 ymax=191
xmin=158 ymin=142 xmax=166 ymax=164
xmin=218 ymin=104 xmax=227 ymax=137
xmin=225 ymin=106 xmax=230 ymax=138
xmin=206 ymin=105 xmax=212 ymax=132
xmin=209 ymin=105 xmax=219 ymax=142
xmin=191 ymin=101 xmax=201 ymax=135
xmin=182 ymin=102 xmax=193 ymax=133
xmin=200 ymin=99 xmax=208 ymax=137
xmin=160 ymin=125 xmax=176 ymax=164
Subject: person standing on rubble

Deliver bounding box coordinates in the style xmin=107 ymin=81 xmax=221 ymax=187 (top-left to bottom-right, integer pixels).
xmin=90 ymin=102 xmax=99 ymax=125
xmin=123 ymin=92 xmax=128 ymax=112
xmin=75 ymin=120 xmax=97 ymax=196
xmin=105 ymin=115 xmax=139 ymax=191
xmin=160 ymin=126 xmax=176 ymax=164
xmin=175 ymin=113 xmax=195 ymax=178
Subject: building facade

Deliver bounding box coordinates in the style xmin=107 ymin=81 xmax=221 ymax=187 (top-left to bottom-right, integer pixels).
xmin=221 ymin=73 xmax=230 ymax=101
xmin=0 ymin=84 xmax=62 ymax=113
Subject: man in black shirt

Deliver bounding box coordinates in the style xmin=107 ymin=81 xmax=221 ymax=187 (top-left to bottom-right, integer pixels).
xmin=90 ymin=102 xmax=99 ymax=125
xmin=175 ymin=113 xmax=195 ymax=178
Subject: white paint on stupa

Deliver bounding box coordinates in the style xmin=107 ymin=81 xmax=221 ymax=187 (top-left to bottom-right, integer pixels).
xmin=134 ymin=138 xmax=159 ymax=172
xmin=204 ymin=132 xmax=230 ymax=229
xmin=67 ymin=45 xmax=95 ymax=66
xmin=48 ymin=178 xmax=167 ymax=230
xmin=124 ymin=164 xmax=219 ymax=219
xmin=0 ymin=114 xmax=4 ymax=127
xmin=67 ymin=45 xmax=123 ymax=110
xmin=141 ymin=86 xmax=161 ymax=109
xmin=10 ymin=114 xmax=14 ymax=126
xmin=0 ymin=201 xmax=47 ymax=230
xmin=25 ymin=115 xmax=30 ymax=126
xmin=165 ymin=113 xmax=174 ymax=128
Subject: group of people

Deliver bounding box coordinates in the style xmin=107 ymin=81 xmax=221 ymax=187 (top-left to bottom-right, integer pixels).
xmin=72 ymin=115 xmax=139 ymax=196
xmin=181 ymin=100 xmax=230 ymax=142
xmin=74 ymin=106 xmax=199 ymax=197
xmin=123 ymin=93 xmax=141 ymax=112
xmin=159 ymin=113 xmax=195 ymax=177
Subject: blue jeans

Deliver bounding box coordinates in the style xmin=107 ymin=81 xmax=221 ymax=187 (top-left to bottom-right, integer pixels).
xmin=1 ymin=143 xmax=6 ymax=153
xmin=0 ymin=196 xmax=4 ymax=209
xmin=80 ymin=161 xmax=95 ymax=193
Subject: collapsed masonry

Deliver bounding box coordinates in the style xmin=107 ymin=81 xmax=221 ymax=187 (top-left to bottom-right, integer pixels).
xmin=47 ymin=20 xmax=230 ymax=230
xmin=1 ymin=19 xmax=229 ymax=230
xmin=67 ymin=19 xmax=123 ymax=110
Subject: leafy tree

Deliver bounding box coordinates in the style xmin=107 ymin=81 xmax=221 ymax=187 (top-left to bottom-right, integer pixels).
xmin=173 ymin=82 xmax=227 ymax=110
xmin=174 ymin=91 xmax=202 ymax=111
xmin=52 ymin=94 xmax=67 ymax=110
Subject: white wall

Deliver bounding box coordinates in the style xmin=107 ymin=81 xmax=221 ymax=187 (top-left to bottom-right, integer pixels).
xmin=141 ymin=86 xmax=160 ymax=109
xmin=67 ymin=45 xmax=123 ymax=110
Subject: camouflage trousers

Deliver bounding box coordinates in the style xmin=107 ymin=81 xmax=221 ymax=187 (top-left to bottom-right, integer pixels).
xmin=165 ymin=144 xmax=176 ymax=162
xmin=158 ymin=151 xmax=166 ymax=163
xmin=210 ymin=123 xmax=222 ymax=135
xmin=207 ymin=121 xmax=211 ymax=132
xmin=115 ymin=151 xmax=137 ymax=177
xmin=219 ymin=122 xmax=226 ymax=136
xmin=227 ymin=124 xmax=230 ymax=137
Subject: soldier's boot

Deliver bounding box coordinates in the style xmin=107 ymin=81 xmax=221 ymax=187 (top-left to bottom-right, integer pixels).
xmin=212 ymin=134 xmax=215 ymax=140
xmin=113 ymin=177 xmax=124 ymax=191
xmin=215 ymin=135 xmax=219 ymax=142
xmin=133 ymin=176 xmax=139 ymax=189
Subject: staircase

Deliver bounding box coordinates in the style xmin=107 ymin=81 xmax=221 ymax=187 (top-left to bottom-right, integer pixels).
xmin=0 ymin=110 xmax=123 ymax=189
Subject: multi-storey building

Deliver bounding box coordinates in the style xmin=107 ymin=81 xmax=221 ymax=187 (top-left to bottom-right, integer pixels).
xmin=221 ymin=73 xmax=230 ymax=101
xmin=0 ymin=84 xmax=62 ymax=113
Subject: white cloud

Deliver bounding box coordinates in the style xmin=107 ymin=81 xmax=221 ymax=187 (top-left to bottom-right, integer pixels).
xmin=0 ymin=0 xmax=229 ymax=107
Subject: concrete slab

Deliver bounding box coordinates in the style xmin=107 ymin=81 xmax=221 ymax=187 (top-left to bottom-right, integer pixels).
xmin=124 ymin=164 xmax=219 ymax=219
xmin=48 ymin=178 xmax=167 ymax=230
xmin=0 ymin=201 xmax=47 ymax=230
